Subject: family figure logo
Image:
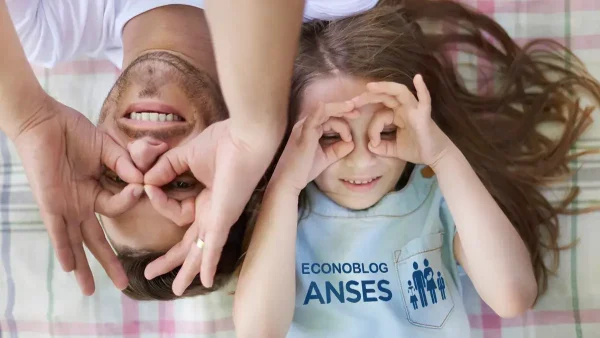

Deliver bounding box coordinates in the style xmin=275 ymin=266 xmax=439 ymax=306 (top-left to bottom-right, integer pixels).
xmin=406 ymin=259 xmax=447 ymax=310
xmin=395 ymin=242 xmax=455 ymax=328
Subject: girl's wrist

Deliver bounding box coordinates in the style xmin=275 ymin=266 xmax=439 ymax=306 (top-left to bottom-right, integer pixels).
xmin=429 ymin=143 xmax=465 ymax=173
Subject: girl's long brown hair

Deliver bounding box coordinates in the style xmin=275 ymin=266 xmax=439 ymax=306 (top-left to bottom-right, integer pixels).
xmin=277 ymin=0 xmax=599 ymax=295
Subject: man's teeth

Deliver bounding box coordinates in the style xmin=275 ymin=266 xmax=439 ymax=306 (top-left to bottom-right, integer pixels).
xmin=343 ymin=178 xmax=377 ymax=185
xmin=129 ymin=112 xmax=183 ymax=121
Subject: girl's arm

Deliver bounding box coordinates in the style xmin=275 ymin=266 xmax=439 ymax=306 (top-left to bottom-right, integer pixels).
xmin=234 ymin=185 xmax=300 ymax=338
xmin=234 ymin=102 xmax=357 ymax=338
xmin=353 ymin=75 xmax=537 ymax=318
xmin=433 ymin=145 xmax=538 ymax=317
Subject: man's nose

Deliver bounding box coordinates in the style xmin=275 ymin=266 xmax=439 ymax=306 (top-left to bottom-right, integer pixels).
xmin=127 ymin=137 xmax=169 ymax=172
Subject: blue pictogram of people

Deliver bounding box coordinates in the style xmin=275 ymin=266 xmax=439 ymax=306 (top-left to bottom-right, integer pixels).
xmin=408 ymin=259 xmax=446 ymax=310
xmin=437 ymin=271 xmax=446 ymax=300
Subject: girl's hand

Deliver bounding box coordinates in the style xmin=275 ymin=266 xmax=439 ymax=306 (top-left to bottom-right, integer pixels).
xmin=353 ymin=74 xmax=452 ymax=166
xmin=271 ymin=101 xmax=358 ymax=195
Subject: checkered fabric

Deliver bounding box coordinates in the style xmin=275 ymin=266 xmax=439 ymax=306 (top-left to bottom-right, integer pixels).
xmin=1 ymin=0 xmax=599 ymax=337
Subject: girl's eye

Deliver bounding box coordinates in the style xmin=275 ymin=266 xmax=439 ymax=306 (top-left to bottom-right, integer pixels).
xmin=322 ymin=133 xmax=341 ymax=140
xmin=380 ymin=128 xmax=397 ymax=139
xmin=320 ymin=133 xmax=342 ymax=146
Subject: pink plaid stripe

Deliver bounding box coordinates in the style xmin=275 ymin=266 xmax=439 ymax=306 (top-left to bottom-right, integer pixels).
xmin=463 ymin=0 xmax=600 ymax=13
xmin=469 ymin=309 xmax=600 ymax=329
xmin=158 ymin=301 xmax=175 ymax=337
xmin=5 ymin=308 xmax=599 ymax=336
xmin=515 ymin=35 xmax=600 ymax=51
xmin=0 ymin=318 xmax=234 ymax=336
xmin=121 ymin=295 xmax=140 ymax=337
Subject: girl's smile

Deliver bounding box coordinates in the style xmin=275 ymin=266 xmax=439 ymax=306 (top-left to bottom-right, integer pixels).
xmin=340 ymin=176 xmax=382 ymax=192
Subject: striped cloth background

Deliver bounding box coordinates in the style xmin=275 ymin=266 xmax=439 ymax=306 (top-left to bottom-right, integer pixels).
xmin=1 ymin=0 xmax=599 ymax=337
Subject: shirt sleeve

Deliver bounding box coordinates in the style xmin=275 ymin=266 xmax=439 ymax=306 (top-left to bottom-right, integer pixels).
xmin=438 ymin=196 xmax=456 ymax=239
xmin=438 ymin=195 xmax=469 ymax=297
xmin=303 ymin=0 xmax=379 ymax=21
xmin=6 ymin=0 xmax=118 ymax=67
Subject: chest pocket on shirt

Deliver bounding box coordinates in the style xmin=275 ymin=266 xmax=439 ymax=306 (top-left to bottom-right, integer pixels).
xmin=394 ymin=233 xmax=454 ymax=329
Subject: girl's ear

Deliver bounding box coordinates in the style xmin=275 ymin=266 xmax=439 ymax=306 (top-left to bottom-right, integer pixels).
xmin=420 ymin=166 xmax=435 ymax=178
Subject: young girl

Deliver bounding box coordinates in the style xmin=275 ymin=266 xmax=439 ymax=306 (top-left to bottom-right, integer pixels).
xmin=234 ymin=1 xmax=599 ymax=337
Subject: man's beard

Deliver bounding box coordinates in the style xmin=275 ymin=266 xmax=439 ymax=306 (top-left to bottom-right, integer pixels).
xmin=98 ymin=51 xmax=228 ymax=128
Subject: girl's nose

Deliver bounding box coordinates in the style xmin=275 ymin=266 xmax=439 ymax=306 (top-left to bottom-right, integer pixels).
xmin=127 ymin=137 xmax=169 ymax=172
xmin=344 ymin=136 xmax=377 ymax=169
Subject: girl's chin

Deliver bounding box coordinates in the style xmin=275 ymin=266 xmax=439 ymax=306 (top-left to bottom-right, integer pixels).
xmin=331 ymin=194 xmax=381 ymax=211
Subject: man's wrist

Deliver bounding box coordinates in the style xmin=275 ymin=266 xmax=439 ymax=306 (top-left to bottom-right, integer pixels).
xmin=1 ymin=86 xmax=51 ymax=140
xmin=235 ymin=112 xmax=286 ymax=134
xmin=233 ymin=116 xmax=286 ymax=154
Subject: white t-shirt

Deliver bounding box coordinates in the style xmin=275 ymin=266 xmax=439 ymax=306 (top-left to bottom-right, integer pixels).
xmin=7 ymin=0 xmax=378 ymax=68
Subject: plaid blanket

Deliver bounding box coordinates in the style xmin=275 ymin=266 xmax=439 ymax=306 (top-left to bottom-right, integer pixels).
xmin=1 ymin=0 xmax=599 ymax=337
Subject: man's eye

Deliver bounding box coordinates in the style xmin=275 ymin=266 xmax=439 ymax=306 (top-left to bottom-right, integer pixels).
xmin=105 ymin=171 xmax=126 ymax=185
xmin=166 ymin=180 xmax=195 ymax=190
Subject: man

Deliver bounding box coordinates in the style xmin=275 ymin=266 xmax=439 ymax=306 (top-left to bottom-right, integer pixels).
xmin=0 ymin=0 xmax=378 ymax=298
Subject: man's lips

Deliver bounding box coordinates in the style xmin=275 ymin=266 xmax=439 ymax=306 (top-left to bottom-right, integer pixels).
xmin=119 ymin=102 xmax=189 ymax=130
xmin=122 ymin=102 xmax=188 ymax=120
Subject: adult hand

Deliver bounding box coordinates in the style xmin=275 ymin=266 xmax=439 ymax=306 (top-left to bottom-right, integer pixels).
xmin=142 ymin=119 xmax=279 ymax=294
xmin=10 ymin=96 xmax=144 ymax=295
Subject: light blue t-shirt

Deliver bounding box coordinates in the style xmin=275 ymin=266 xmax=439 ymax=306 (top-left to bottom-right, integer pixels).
xmin=289 ymin=166 xmax=471 ymax=337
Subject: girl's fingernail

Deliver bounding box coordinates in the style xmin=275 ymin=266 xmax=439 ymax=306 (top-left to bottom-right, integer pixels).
xmin=133 ymin=186 xmax=144 ymax=198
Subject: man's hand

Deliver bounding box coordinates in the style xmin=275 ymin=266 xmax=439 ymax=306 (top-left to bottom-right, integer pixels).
xmin=11 ymin=96 xmax=144 ymax=295
xmin=143 ymin=119 xmax=280 ymax=294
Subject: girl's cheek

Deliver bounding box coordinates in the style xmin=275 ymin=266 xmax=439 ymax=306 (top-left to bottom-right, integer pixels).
xmin=314 ymin=170 xmax=333 ymax=189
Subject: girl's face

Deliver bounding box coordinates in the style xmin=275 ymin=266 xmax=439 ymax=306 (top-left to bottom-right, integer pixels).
xmin=301 ymin=75 xmax=406 ymax=210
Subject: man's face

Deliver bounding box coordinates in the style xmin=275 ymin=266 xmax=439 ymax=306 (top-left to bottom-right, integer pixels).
xmin=98 ymin=51 xmax=226 ymax=253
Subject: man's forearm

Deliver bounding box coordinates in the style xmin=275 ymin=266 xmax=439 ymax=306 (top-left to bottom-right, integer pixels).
xmin=205 ymin=0 xmax=304 ymax=138
xmin=0 ymin=0 xmax=46 ymax=137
